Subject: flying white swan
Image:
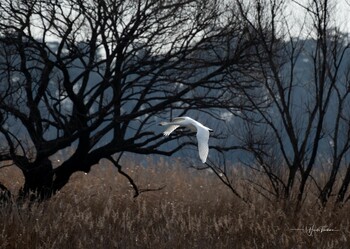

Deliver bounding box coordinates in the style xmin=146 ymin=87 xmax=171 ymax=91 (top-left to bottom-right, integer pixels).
xmin=159 ymin=116 xmax=213 ymax=163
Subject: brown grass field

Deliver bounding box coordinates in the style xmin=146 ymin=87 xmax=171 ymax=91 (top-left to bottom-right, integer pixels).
xmin=0 ymin=157 xmax=349 ymax=249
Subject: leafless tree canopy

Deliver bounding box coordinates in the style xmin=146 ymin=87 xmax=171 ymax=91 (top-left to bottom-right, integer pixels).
xmin=224 ymin=0 xmax=350 ymax=209
xmin=1 ymin=0 xmax=350 ymax=209
xmin=0 ymin=0 xmax=259 ymax=199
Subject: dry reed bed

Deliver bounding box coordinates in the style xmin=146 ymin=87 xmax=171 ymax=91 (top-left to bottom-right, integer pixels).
xmin=0 ymin=158 xmax=349 ymax=248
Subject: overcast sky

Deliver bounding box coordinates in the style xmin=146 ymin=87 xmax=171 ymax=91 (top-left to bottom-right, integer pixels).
xmin=286 ymin=0 xmax=350 ymax=37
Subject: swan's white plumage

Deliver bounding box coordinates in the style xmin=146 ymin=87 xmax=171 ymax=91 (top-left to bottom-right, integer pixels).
xmin=196 ymin=126 xmax=210 ymax=163
xmin=159 ymin=116 xmax=212 ymax=163
xmin=162 ymin=124 xmax=180 ymax=136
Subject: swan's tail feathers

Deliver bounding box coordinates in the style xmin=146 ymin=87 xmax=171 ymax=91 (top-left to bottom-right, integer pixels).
xmin=188 ymin=124 xmax=197 ymax=133
xmin=159 ymin=121 xmax=168 ymax=126
xmin=171 ymin=117 xmax=186 ymax=122
xmin=162 ymin=125 xmax=180 ymax=136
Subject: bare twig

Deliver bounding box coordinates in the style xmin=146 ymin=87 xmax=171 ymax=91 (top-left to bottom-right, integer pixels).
xmin=107 ymin=154 xmax=140 ymax=198
xmin=107 ymin=154 xmax=166 ymax=198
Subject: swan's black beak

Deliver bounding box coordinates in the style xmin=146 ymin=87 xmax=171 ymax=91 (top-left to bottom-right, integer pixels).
xmin=209 ymin=129 xmax=214 ymax=133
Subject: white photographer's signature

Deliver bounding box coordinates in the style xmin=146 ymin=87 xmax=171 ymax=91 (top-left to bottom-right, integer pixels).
xmin=290 ymin=225 xmax=340 ymax=236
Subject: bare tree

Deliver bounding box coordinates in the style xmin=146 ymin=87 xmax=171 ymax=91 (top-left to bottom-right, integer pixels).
xmin=0 ymin=0 xmax=256 ymax=200
xmin=230 ymin=0 xmax=350 ymax=209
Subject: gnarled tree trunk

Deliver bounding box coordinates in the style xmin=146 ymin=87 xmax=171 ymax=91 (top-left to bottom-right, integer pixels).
xmin=18 ymin=158 xmax=53 ymax=201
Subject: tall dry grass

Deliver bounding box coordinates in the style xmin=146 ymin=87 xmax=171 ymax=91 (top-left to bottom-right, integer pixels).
xmin=0 ymin=157 xmax=349 ymax=249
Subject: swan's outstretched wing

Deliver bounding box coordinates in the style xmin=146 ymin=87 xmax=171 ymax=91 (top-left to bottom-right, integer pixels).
xmin=163 ymin=125 xmax=180 ymax=136
xmin=196 ymin=128 xmax=210 ymax=163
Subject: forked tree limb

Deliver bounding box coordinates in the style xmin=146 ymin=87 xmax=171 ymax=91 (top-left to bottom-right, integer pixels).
xmin=106 ymin=155 xmax=166 ymax=198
